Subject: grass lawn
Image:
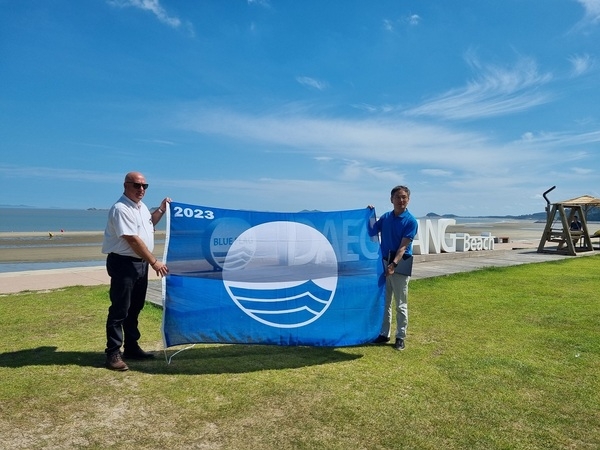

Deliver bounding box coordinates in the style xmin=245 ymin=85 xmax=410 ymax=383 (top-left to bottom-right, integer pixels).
xmin=1 ymin=256 xmax=599 ymax=449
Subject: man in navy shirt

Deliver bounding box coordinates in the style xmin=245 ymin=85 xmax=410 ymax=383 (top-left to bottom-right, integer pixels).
xmin=368 ymin=185 xmax=418 ymax=350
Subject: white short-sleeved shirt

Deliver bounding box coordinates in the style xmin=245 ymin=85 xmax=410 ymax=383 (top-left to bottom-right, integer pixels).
xmin=101 ymin=195 xmax=154 ymax=256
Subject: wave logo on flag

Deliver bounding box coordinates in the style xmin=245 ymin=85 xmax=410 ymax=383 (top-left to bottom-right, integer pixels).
xmin=221 ymin=221 xmax=337 ymax=328
xmin=204 ymin=217 xmax=254 ymax=270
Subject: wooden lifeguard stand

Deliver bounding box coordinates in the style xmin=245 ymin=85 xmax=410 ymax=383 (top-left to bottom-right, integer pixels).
xmin=537 ymin=186 xmax=598 ymax=256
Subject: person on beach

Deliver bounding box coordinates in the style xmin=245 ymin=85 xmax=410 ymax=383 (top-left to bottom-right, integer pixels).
xmin=570 ymin=215 xmax=582 ymax=231
xmin=569 ymin=214 xmax=583 ymax=247
xmin=101 ymin=171 xmax=170 ymax=371
xmin=368 ymin=185 xmax=418 ymax=351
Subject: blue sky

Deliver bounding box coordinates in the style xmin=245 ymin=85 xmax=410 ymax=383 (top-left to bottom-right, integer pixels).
xmin=1 ymin=0 xmax=599 ymax=217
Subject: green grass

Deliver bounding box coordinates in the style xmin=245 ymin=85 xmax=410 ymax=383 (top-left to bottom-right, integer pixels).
xmin=1 ymin=256 xmax=599 ymax=449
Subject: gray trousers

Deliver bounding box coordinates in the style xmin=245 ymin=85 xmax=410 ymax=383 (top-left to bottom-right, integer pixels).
xmin=380 ymin=273 xmax=409 ymax=339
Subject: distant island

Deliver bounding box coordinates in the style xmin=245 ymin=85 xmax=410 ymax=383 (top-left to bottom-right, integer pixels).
xmin=425 ymin=211 xmax=546 ymax=220
xmin=426 ymin=209 xmax=600 ymax=222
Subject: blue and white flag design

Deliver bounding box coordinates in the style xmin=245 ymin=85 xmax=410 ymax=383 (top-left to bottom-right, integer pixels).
xmin=161 ymin=202 xmax=384 ymax=347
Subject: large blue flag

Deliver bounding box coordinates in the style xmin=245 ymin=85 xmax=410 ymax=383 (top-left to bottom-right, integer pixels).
xmin=161 ymin=202 xmax=384 ymax=347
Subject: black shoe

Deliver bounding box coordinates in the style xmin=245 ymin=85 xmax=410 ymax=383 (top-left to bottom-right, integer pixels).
xmin=123 ymin=347 xmax=155 ymax=360
xmin=372 ymin=335 xmax=390 ymax=344
xmin=106 ymin=352 xmax=129 ymax=371
xmin=394 ymin=338 xmax=405 ymax=351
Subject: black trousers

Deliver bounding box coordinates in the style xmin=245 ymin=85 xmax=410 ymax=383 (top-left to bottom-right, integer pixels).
xmin=105 ymin=253 xmax=149 ymax=355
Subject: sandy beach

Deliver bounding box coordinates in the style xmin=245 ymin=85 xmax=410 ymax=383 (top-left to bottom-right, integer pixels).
xmin=4 ymin=219 xmax=597 ymax=266
xmin=0 ymin=230 xmax=167 ymax=264
xmin=445 ymin=220 xmax=546 ymax=246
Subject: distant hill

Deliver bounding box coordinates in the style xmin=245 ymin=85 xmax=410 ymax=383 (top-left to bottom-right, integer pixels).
xmin=426 ymin=208 xmax=600 ymax=222
xmin=425 ymin=212 xmax=547 ymax=220
xmin=425 ymin=212 xmax=459 ymax=218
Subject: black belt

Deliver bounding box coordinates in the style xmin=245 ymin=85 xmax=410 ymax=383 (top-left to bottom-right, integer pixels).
xmin=109 ymin=253 xmax=144 ymax=262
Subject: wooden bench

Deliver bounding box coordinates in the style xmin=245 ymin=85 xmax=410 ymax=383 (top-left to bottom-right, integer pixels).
xmin=545 ymin=230 xmax=580 ymax=243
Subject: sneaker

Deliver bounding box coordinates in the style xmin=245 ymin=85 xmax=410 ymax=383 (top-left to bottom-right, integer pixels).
xmin=372 ymin=335 xmax=390 ymax=344
xmin=106 ymin=352 xmax=129 ymax=371
xmin=394 ymin=338 xmax=405 ymax=351
xmin=123 ymin=347 xmax=155 ymax=360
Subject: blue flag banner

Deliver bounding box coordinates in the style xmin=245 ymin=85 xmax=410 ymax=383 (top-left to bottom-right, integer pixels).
xmin=161 ymin=202 xmax=384 ymax=347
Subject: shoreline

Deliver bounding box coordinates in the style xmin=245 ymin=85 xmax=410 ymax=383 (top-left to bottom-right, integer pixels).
xmin=3 ymin=220 xmax=598 ymax=272
xmin=0 ymin=222 xmax=547 ymax=269
xmin=0 ymin=230 xmax=166 ymax=266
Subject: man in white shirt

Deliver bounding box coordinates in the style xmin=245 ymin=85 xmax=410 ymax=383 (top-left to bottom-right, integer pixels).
xmin=102 ymin=171 xmax=170 ymax=371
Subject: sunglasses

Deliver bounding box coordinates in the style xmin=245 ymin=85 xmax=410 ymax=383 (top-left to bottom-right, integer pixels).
xmin=126 ymin=182 xmax=149 ymax=189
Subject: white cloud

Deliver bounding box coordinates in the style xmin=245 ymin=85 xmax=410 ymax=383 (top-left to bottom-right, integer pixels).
xmin=135 ymin=138 xmax=178 ymax=146
xmin=351 ymin=103 xmax=379 ymax=113
xmin=248 ymin=0 xmax=270 ymax=7
xmin=406 ymin=14 xmax=421 ymax=26
xmin=521 ymin=132 xmax=535 ymax=141
xmin=383 ymin=14 xmax=421 ymax=32
xmin=576 ymin=0 xmax=600 ymax=23
xmin=296 ymin=76 xmax=329 ymax=91
xmin=569 ymin=54 xmax=593 ymax=76
xmin=107 ymin=0 xmax=182 ymax=29
xmin=421 ymin=169 xmax=453 ymax=177
xmin=335 ymin=160 xmax=404 ymax=183
xmin=514 ymin=130 xmax=600 ymax=148
xmin=179 ymin=107 xmax=543 ymax=174
xmin=172 ymin=102 xmax=600 ymax=215
xmin=407 ymin=54 xmax=553 ymax=120
xmin=351 ymin=103 xmax=395 ymax=114
xmin=572 ymin=166 xmax=594 ymax=175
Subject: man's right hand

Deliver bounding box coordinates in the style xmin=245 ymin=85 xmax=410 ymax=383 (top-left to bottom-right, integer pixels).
xmin=151 ymin=260 xmax=169 ymax=277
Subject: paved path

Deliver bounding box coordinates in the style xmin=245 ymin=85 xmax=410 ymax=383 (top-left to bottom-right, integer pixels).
xmin=2 ymin=247 xmax=598 ymax=305
xmin=410 ymin=247 xmax=589 ymax=280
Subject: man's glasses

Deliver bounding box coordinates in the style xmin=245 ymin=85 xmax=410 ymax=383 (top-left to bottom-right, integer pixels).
xmin=126 ymin=182 xmax=149 ymax=189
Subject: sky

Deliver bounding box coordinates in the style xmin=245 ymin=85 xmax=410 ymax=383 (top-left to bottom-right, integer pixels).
xmin=1 ymin=0 xmax=600 ymax=218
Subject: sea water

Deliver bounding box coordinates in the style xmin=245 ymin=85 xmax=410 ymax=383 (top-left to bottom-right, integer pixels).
xmin=1 ymin=207 xmax=525 ymax=233
xmin=0 ymin=208 xmax=166 ymax=233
